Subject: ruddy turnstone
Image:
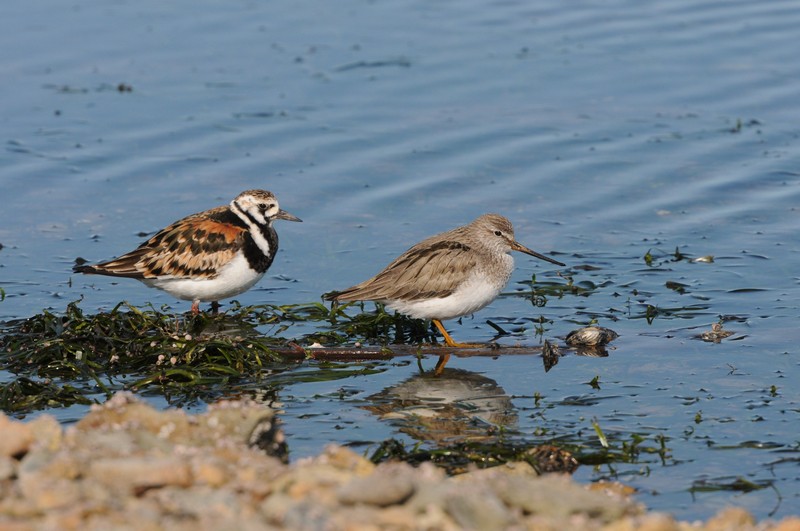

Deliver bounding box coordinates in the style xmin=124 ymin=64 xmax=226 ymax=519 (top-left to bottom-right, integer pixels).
xmin=326 ymin=213 xmax=565 ymax=373
xmin=74 ymin=189 xmax=301 ymax=314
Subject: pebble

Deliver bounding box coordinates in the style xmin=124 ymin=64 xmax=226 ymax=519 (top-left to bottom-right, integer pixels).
xmin=0 ymin=412 xmax=34 ymax=458
xmin=442 ymin=486 xmax=512 ymax=531
xmin=337 ymin=462 xmax=416 ymax=506
xmin=0 ymin=391 xmax=794 ymax=530
xmin=699 ymin=322 xmax=735 ymax=343
xmin=88 ymin=456 xmax=193 ymax=494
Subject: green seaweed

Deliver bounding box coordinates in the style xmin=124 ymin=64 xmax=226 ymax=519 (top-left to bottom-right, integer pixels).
xmin=367 ymin=427 xmax=673 ymax=475
xmin=0 ymin=299 xmax=417 ymax=415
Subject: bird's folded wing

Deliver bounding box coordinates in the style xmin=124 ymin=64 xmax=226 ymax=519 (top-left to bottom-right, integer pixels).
xmin=82 ymin=216 xmax=246 ymax=280
xmin=334 ymin=240 xmax=477 ymax=302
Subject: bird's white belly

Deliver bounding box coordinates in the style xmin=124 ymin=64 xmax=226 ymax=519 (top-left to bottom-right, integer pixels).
xmin=387 ymin=265 xmax=512 ymax=321
xmin=143 ymin=253 xmax=263 ymax=302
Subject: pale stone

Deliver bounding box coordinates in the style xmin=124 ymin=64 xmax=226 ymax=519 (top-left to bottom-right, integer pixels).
xmin=191 ymin=458 xmax=229 ymax=487
xmin=26 ymin=414 xmax=62 ymax=453
xmin=603 ymin=513 xmax=681 ymax=531
xmin=0 ymin=413 xmax=34 ymax=458
xmin=260 ymin=492 xmax=296 ymax=524
xmin=491 ymin=473 xmax=640 ymax=522
xmin=635 ymin=512 xmax=681 ymax=531
xmin=337 ymin=463 xmax=416 ymax=506
xmin=0 ymin=455 xmax=15 ymax=480
xmin=704 ymin=507 xmax=755 ymax=531
xmin=602 ymin=518 xmax=637 ymax=531
xmin=771 ymin=517 xmax=800 ymax=531
xmin=318 ymin=444 xmax=376 ymax=475
xmin=19 ymin=477 xmax=81 ymax=511
xmin=443 ymin=487 xmax=512 ymax=531
xmin=87 ymin=456 xmax=192 ymax=493
xmin=16 ymin=449 xmax=84 ymax=511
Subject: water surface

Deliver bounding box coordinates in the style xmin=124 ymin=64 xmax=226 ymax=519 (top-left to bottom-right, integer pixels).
xmin=2 ymin=0 xmax=800 ymax=520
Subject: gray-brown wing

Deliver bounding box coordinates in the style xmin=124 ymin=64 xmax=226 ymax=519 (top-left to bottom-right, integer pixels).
xmin=74 ymin=208 xmax=246 ymax=280
xmin=331 ymin=240 xmax=477 ymax=302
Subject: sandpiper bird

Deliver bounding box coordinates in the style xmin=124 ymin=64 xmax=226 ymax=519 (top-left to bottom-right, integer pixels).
xmin=74 ymin=189 xmax=301 ymax=314
xmin=326 ymin=213 xmax=565 ymax=374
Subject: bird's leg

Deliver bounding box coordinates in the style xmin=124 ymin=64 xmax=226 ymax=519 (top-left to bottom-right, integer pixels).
xmin=432 ymin=319 xmax=483 ymax=348
xmin=210 ymin=301 xmax=220 ymax=315
xmin=191 ymin=300 xmax=200 ymax=315
xmin=433 ymin=353 xmax=450 ymax=376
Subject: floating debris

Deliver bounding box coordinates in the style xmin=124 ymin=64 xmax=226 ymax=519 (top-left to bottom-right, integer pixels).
xmin=542 ymin=339 xmax=562 ymax=372
xmin=698 ymin=322 xmax=734 ymax=343
xmin=335 ymin=57 xmax=412 ymax=71
xmin=524 ymin=444 xmax=579 ymax=474
xmin=665 ymin=280 xmax=689 ymax=294
xmin=565 ymin=326 xmax=619 ymax=347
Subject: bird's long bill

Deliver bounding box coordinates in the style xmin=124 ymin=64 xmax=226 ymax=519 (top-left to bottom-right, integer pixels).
xmin=275 ymin=209 xmax=302 ymax=222
xmin=511 ymin=240 xmax=565 ymax=266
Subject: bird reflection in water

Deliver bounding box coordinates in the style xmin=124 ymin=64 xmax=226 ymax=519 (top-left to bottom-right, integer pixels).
xmin=363 ymin=369 xmax=518 ymax=446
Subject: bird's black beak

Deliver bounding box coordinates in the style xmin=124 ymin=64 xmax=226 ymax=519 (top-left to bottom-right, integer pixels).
xmin=275 ymin=209 xmax=302 ymax=222
xmin=511 ymin=240 xmax=565 ymax=266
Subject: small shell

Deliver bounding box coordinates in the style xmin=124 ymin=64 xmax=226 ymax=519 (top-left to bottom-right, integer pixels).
xmin=565 ymin=326 xmax=619 ymax=347
xmin=699 ymin=322 xmax=733 ymax=343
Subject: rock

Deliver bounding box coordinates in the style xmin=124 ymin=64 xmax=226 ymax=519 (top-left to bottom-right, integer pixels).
xmin=191 ymin=457 xmax=229 ymax=487
xmin=318 ymin=444 xmax=376 ymax=475
xmin=26 ymin=414 xmax=62 ymax=452
xmin=636 ymin=512 xmax=681 ymax=531
xmin=17 ymin=452 xmax=83 ymax=512
xmin=443 ymin=487 xmax=512 ymax=531
xmin=0 ymin=412 xmax=34 ymax=458
xmin=704 ymin=507 xmax=755 ymax=531
xmin=337 ymin=462 xmax=416 ymax=506
xmin=491 ymin=472 xmax=641 ymax=522
xmin=0 ymin=456 xmax=15 ymax=480
xmin=87 ymin=456 xmax=193 ymax=494
xmin=772 ymin=517 xmax=800 ymax=531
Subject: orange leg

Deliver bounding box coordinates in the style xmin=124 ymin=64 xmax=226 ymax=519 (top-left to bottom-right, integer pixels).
xmin=432 ymin=319 xmax=482 ymax=348
xmin=433 ymin=353 xmax=450 ymax=376
xmin=191 ymin=300 xmax=200 ymax=315
xmin=430 ymin=319 xmax=483 ymax=376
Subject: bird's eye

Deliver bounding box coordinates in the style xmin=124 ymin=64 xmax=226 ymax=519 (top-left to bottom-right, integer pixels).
xmin=258 ymin=203 xmax=267 ymax=211
xmin=494 ymin=230 xmax=503 ymax=236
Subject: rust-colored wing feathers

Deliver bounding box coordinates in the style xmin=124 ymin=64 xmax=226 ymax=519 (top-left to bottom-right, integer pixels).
xmin=331 ymin=240 xmax=477 ymax=302
xmin=75 ymin=208 xmax=245 ymax=280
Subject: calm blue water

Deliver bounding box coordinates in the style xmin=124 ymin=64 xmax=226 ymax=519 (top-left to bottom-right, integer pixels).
xmin=2 ymin=0 xmax=800 ymax=521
